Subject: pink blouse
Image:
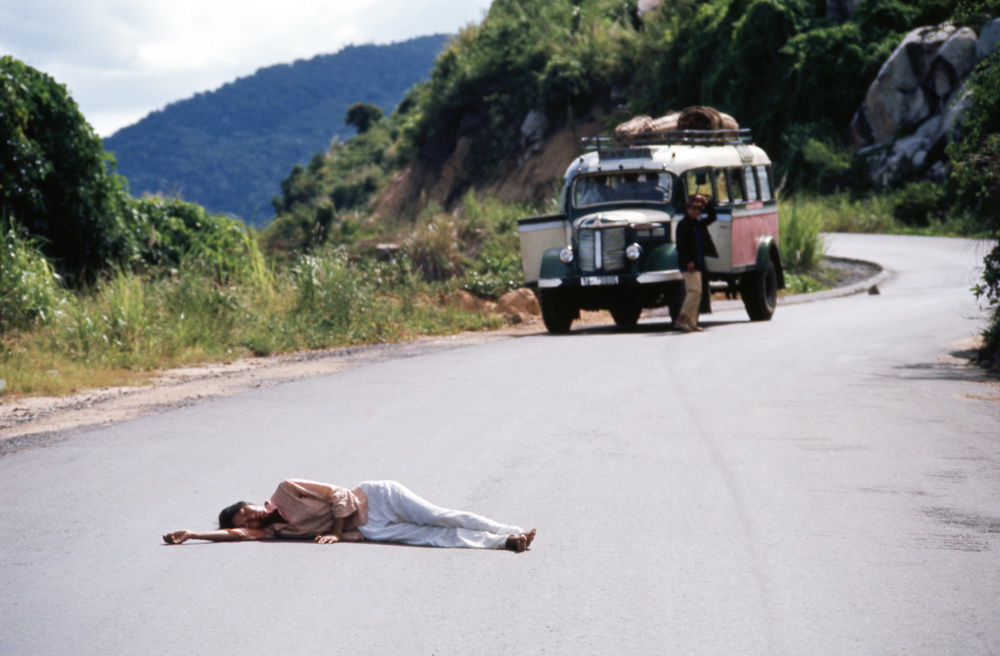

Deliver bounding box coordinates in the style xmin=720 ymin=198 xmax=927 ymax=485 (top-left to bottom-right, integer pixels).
xmin=260 ymin=479 xmax=368 ymax=539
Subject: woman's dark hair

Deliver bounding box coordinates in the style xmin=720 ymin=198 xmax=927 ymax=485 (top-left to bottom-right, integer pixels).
xmin=218 ymin=501 xmax=250 ymax=529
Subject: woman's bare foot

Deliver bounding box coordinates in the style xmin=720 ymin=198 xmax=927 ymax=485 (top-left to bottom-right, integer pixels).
xmin=524 ymin=529 xmax=537 ymax=548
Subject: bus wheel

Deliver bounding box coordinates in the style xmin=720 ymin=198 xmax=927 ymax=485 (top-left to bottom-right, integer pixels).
xmin=610 ymin=304 xmax=642 ymax=329
xmin=742 ymin=258 xmax=778 ymax=321
xmin=540 ymin=290 xmax=577 ymax=333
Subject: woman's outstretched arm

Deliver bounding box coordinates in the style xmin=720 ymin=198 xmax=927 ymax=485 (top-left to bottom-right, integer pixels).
xmin=163 ymin=529 xmax=259 ymax=544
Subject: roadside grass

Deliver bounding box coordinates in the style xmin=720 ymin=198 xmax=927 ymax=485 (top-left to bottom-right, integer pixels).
xmin=792 ymin=193 xmax=897 ymax=234
xmin=0 ymin=245 xmax=502 ymax=398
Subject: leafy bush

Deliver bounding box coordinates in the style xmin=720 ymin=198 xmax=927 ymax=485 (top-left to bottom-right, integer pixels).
xmin=892 ymin=181 xmax=948 ymax=227
xmin=0 ymin=220 xmax=65 ymax=332
xmin=946 ymin=34 xmax=1000 ymax=367
xmin=779 ymin=122 xmax=856 ymax=193
xmin=125 ymin=196 xmax=261 ymax=283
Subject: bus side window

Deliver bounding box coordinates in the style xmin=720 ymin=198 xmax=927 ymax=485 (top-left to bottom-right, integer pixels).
xmin=684 ymin=169 xmax=713 ymax=199
xmin=756 ymin=165 xmax=773 ymax=201
xmin=714 ymin=169 xmax=731 ymax=204
xmin=728 ymin=168 xmax=745 ymax=203
xmin=743 ymin=167 xmax=759 ymax=202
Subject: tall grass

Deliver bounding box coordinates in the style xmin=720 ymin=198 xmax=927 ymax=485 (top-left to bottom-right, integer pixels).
xmin=790 ymin=193 xmax=898 ymax=233
xmin=0 ymin=239 xmax=503 ymax=397
xmin=0 ymin=221 xmax=66 ymax=333
xmin=779 ymin=200 xmax=827 ymax=273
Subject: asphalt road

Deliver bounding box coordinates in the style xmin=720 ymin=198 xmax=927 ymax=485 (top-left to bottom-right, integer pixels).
xmin=1 ymin=234 xmax=998 ymax=655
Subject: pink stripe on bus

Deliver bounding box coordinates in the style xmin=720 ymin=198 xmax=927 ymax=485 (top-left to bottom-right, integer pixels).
xmin=732 ymin=211 xmax=778 ymax=267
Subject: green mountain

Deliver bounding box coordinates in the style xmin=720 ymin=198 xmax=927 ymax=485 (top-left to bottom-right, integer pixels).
xmin=103 ymin=34 xmax=451 ymax=226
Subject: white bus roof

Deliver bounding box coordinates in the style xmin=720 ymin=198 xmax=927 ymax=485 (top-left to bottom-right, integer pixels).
xmin=565 ymin=131 xmax=772 ymax=181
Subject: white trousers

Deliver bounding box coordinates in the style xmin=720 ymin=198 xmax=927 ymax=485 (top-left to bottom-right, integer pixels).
xmin=356 ymin=480 xmax=524 ymax=549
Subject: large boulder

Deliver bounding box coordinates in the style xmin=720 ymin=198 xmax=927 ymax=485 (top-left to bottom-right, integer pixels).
xmin=847 ymin=26 xmax=958 ymax=149
xmin=930 ymin=27 xmax=979 ymax=103
xmin=977 ymin=18 xmax=1000 ymax=60
xmin=848 ymin=22 xmax=994 ymax=186
xmin=519 ymin=109 xmax=549 ymax=163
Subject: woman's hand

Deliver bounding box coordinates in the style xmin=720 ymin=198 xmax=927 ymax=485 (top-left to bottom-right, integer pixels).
xmin=163 ymin=530 xmax=192 ymax=545
xmin=314 ymin=534 xmax=340 ymax=544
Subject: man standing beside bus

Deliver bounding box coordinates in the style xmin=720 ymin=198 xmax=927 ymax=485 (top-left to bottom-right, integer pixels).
xmin=675 ymin=194 xmax=717 ymax=332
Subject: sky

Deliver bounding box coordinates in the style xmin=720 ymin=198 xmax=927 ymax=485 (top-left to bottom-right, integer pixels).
xmin=2 ymin=0 xmax=494 ymax=137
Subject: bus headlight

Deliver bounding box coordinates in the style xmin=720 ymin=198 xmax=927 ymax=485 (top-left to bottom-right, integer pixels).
xmin=559 ymin=247 xmax=574 ymax=264
xmin=626 ymin=243 xmax=643 ymax=261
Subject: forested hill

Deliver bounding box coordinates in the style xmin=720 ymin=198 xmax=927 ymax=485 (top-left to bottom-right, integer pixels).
xmin=103 ymin=34 xmax=451 ymax=226
xmin=265 ymin=0 xmax=997 ymax=240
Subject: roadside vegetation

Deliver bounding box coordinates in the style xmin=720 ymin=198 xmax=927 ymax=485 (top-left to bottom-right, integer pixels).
xmin=3 ymin=0 xmax=1000 ymax=399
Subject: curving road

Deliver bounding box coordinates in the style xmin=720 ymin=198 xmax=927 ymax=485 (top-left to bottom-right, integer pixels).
xmin=1 ymin=234 xmax=998 ymax=655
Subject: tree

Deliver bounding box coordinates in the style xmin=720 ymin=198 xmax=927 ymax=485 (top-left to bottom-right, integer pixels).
xmin=1 ymin=56 xmax=135 ymax=284
xmin=345 ymin=102 xmax=384 ymax=134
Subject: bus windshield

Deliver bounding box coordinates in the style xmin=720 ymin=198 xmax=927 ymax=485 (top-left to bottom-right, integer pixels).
xmin=573 ymin=172 xmax=672 ymax=209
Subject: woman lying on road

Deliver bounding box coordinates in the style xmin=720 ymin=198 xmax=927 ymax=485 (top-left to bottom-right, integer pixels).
xmin=163 ymin=479 xmax=536 ymax=552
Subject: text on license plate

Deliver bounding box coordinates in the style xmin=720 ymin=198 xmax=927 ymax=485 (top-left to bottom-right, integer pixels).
xmin=581 ymin=275 xmax=619 ymax=286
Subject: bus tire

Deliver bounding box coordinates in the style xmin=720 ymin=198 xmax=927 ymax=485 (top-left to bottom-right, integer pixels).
xmin=610 ymin=304 xmax=642 ymax=329
xmin=742 ymin=257 xmax=778 ymax=321
xmin=540 ymin=290 xmax=577 ymax=334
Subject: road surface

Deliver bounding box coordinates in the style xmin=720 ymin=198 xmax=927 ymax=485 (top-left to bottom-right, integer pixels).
xmin=1 ymin=233 xmax=998 ymax=655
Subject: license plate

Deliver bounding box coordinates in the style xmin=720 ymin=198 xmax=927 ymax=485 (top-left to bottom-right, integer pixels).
xmin=581 ymin=275 xmax=619 ymax=286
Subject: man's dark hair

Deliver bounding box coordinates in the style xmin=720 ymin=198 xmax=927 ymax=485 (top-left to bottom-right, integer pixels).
xmin=218 ymin=501 xmax=251 ymax=529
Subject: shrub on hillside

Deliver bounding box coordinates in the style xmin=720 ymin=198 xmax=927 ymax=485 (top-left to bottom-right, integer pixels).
xmin=125 ymin=196 xmax=262 ymax=283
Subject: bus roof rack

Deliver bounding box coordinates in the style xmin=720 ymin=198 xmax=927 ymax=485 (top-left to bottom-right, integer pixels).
xmin=582 ymin=128 xmax=754 ymax=155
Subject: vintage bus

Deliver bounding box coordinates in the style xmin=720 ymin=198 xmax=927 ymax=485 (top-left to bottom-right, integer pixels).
xmin=518 ymin=128 xmax=783 ymax=333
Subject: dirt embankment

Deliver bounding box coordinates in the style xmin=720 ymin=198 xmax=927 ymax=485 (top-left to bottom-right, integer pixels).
xmin=376 ymin=119 xmax=605 ymax=218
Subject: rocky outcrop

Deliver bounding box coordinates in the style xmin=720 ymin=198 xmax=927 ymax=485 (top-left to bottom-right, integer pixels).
xmin=847 ymin=20 xmax=999 ymax=186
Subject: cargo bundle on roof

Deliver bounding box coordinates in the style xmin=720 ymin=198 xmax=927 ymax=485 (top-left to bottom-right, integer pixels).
xmin=613 ymin=106 xmax=742 ymax=145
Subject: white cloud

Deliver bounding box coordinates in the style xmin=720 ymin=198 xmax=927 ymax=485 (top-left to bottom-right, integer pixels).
xmin=2 ymin=0 xmax=491 ymax=136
